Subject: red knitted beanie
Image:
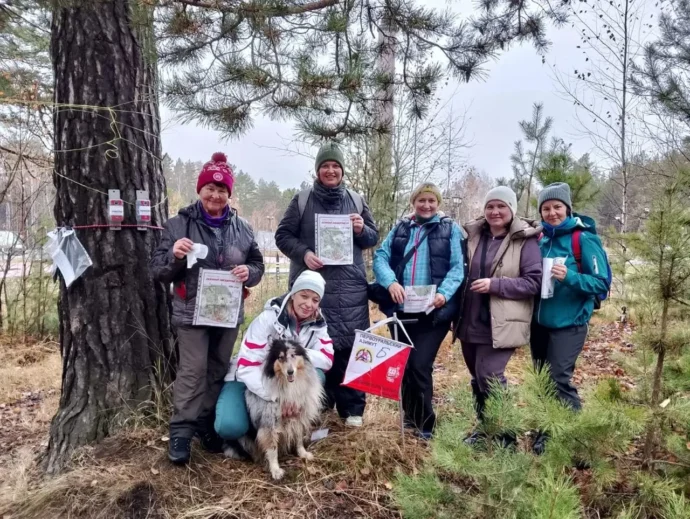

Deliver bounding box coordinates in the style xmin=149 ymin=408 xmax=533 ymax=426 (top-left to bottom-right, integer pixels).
xmin=196 ymin=152 xmax=235 ymax=194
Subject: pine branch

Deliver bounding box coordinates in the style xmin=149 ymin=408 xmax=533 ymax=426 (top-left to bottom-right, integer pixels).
xmin=167 ymin=0 xmax=340 ymax=16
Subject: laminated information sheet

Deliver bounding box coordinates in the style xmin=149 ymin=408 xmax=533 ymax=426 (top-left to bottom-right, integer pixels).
xmin=193 ymin=269 xmax=242 ymax=328
xmin=315 ymin=214 xmax=353 ymax=265
xmin=403 ymin=285 xmax=436 ymax=313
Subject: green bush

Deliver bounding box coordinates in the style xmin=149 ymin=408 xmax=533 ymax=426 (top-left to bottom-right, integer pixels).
xmin=394 ymin=369 xmax=689 ymax=518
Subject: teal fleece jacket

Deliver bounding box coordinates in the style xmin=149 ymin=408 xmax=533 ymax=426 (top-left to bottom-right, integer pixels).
xmin=535 ymin=214 xmax=610 ymax=329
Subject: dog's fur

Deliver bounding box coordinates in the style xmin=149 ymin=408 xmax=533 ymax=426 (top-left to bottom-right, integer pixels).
xmin=224 ymin=338 xmax=324 ymax=480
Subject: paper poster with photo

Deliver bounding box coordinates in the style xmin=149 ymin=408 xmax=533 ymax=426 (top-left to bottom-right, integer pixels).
xmin=193 ymin=269 xmax=243 ymax=328
xmin=315 ymin=214 xmax=353 ymax=265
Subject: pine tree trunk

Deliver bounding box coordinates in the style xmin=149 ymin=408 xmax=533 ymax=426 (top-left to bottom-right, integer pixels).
xmin=642 ymin=297 xmax=669 ymax=464
xmin=45 ymin=0 xmax=173 ymax=474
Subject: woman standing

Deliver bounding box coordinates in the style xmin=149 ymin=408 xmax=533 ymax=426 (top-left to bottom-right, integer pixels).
xmin=214 ymin=271 xmax=333 ymax=442
xmin=275 ymin=142 xmax=379 ymax=427
xmin=455 ymin=186 xmax=542 ymax=446
xmin=373 ymin=183 xmax=465 ymax=439
xmin=151 ymin=152 xmax=264 ymax=465
xmin=530 ymin=182 xmax=610 ymax=452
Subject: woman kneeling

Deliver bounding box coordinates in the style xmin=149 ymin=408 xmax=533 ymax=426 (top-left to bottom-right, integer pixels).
xmin=215 ymin=271 xmax=333 ymax=441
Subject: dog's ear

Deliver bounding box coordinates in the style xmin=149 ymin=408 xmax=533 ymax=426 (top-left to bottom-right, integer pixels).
xmin=264 ymin=340 xmax=288 ymax=379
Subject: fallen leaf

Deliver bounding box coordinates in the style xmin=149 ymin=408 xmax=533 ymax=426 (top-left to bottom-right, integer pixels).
xmin=384 ymin=481 xmax=393 ymax=490
xmin=360 ymin=467 xmax=370 ymax=476
xmin=90 ymin=479 xmax=98 ymax=487
xmin=306 ymin=465 xmax=317 ymax=475
xmin=150 ymin=467 xmax=159 ymax=475
xmin=334 ymin=480 xmax=348 ymax=493
xmin=264 ymin=502 xmax=274 ymax=511
xmin=660 ymin=398 xmax=671 ymax=408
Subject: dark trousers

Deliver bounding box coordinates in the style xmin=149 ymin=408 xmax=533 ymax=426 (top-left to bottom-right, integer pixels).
xmin=460 ymin=341 xmax=515 ymax=394
xmin=325 ymin=347 xmax=366 ymax=418
xmin=390 ymin=314 xmax=450 ymax=434
xmin=170 ymin=325 xmax=239 ymax=438
xmin=530 ymin=322 xmax=588 ymax=410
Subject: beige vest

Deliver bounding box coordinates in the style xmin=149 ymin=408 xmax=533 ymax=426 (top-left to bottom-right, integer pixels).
xmin=464 ymin=217 xmax=542 ymax=348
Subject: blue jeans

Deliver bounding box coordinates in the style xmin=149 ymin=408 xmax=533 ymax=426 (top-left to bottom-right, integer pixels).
xmin=215 ymin=369 xmax=326 ymax=440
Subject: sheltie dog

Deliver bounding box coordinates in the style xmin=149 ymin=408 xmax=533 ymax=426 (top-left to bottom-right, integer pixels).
xmin=224 ymin=338 xmax=324 ymax=480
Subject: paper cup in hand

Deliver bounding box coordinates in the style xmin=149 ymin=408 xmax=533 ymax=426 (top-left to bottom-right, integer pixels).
xmin=541 ymin=258 xmax=555 ymax=299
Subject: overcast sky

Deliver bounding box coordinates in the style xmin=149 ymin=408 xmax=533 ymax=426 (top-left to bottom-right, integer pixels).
xmin=160 ymin=2 xmax=653 ymax=190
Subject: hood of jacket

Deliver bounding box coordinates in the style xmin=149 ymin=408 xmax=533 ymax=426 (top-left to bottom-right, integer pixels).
xmin=464 ymin=216 xmax=542 ymax=241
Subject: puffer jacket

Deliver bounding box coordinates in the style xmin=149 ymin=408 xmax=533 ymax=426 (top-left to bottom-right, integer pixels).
xmin=225 ymin=295 xmax=334 ymax=401
xmin=455 ymin=217 xmax=542 ymax=348
xmin=150 ymin=202 xmax=264 ymax=326
xmin=275 ymin=188 xmax=379 ymax=351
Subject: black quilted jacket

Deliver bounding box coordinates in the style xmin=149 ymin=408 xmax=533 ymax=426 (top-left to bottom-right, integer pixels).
xmin=275 ymin=188 xmax=379 ymax=351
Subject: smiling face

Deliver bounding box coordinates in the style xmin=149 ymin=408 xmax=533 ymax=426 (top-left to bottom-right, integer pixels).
xmin=540 ymin=199 xmax=569 ymax=226
xmin=484 ymin=200 xmax=513 ymax=233
xmin=317 ymin=160 xmax=343 ymax=188
xmin=413 ymin=193 xmax=439 ymax=220
xmin=290 ymin=290 xmax=321 ymax=321
xmin=199 ymin=183 xmax=229 ymax=216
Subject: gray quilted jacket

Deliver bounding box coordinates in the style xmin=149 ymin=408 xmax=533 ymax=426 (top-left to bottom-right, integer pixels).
xmin=150 ymin=202 xmax=264 ymax=326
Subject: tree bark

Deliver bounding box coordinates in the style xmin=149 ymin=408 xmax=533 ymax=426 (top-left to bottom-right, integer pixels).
xmin=643 ymin=297 xmax=669 ymax=464
xmin=45 ymin=0 xmax=173 ymax=474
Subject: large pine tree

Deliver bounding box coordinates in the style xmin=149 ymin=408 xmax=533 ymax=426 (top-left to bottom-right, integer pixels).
xmin=47 ymin=0 xmax=172 ymax=473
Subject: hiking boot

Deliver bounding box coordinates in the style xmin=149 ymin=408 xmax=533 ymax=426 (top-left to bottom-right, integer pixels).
xmin=414 ymin=430 xmax=433 ymax=441
xmin=168 ymin=436 xmax=192 ymax=465
xmin=463 ymin=430 xmax=487 ymax=447
xmin=345 ymin=416 xmax=363 ymax=427
xmin=532 ymin=431 xmax=549 ymax=456
xmin=497 ymin=432 xmax=517 ymax=450
xmin=198 ymin=428 xmax=224 ymax=454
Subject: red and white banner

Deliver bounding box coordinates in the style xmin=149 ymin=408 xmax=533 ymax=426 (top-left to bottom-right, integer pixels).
xmin=341 ymin=326 xmax=412 ymax=401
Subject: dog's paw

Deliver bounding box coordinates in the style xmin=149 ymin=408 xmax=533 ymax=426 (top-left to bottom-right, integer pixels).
xmin=270 ymin=467 xmax=286 ymax=480
xmin=223 ymin=445 xmax=244 ymax=460
xmin=300 ymin=451 xmax=315 ymax=462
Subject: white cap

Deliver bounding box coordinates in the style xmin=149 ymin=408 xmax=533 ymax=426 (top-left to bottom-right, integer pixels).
xmin=290 ymin=270 xmax=326 ymax=299
xmin=484 ymin=186 xmax=518 ymax=216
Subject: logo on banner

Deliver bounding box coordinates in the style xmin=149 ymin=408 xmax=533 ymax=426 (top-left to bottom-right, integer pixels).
xmin=342 ymin=330 xmax=412 ymax=401
xmin=386 ymin=366 xmax=401 ymax=383
xmin=355 ymin=348 xmax=373 ymax=363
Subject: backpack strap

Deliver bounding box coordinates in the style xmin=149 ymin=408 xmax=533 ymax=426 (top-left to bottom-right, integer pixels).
xmin=297 ymin=188 xmax=311 ymax=218
xmin=571 ymin=230 xmax=582 ymax=272
xmin=297 ymin=187 xmax=364 ymax=218
xmin=347 ymin=188 xmax=364 ymax=214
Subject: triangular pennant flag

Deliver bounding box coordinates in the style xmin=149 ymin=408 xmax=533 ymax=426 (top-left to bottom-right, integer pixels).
xmin=342 ymin=330 xmax=412 ymax=401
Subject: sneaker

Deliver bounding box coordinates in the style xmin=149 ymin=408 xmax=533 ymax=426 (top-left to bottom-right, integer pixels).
xmin=198 ymin=429 xmax=224 ymax=454
xmin=532 ymin=431 xmax=549 ymax=456
xmin=168 ymin=436 xmax=192 ymax=465
xmin=345 ymin=416 xmax=363 ymax=427
xmin=463 ymin=430 xmax=487 ymax=447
